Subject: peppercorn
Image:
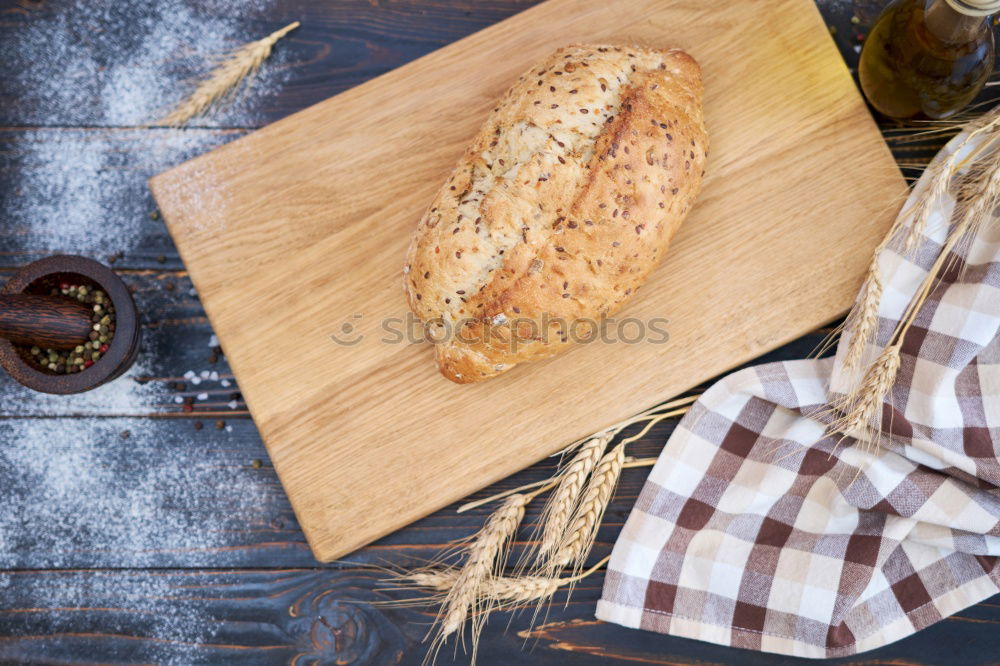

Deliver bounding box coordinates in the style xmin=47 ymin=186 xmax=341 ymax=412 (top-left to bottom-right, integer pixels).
xmin=23 ymin=285 xmax=117 ymax=374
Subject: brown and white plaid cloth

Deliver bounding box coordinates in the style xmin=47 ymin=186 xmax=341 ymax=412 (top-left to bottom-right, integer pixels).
xmin=597 ymin=128 xmax=1000 ymax=657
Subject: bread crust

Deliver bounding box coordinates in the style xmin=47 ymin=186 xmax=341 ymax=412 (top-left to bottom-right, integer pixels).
xmin=404 ymin=44 xmax=707 ymax=383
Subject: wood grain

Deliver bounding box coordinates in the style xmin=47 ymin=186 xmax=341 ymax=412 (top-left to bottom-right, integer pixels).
xmin=1 ymin=0 xmax=998 ymax=662
xmin=0 ymin=0 xmax=543 ymax=128
xmin=0 ymin=128 xmax=246 ymax=270
xmin=0 ymin=294 xmax=93 ymax=349
xmin=0 ymin=335 xmax=827 ymax=572
xmin=0 ymin=568 xmax=995 ymax=665
xmin=151 ymin=0 xmax=907 ymax=562
xmin=0 ymin=414 xmax=690 ymax=570
xmin=0 ymin=269 xmax=246 ymax=416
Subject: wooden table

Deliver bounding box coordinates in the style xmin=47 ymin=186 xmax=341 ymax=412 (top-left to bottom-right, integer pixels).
xmin=0 ymin=1 xmax=994 ymax=663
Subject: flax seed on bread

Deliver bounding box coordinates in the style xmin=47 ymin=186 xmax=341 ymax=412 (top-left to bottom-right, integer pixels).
xmin=404 ymin=44 xmax=707 ymax=383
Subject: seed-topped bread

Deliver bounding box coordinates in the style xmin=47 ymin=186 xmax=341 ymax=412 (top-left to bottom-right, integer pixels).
xmin=404 ymin=44 xmax=707 ymax=383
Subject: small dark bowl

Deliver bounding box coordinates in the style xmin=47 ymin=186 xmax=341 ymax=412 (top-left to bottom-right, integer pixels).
xmin=0 ymin=256 xmax=141 ymax=394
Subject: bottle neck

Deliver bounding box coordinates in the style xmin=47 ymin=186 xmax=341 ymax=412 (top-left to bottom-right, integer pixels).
xmin=925 ymin=0 xmax=991 ymax=42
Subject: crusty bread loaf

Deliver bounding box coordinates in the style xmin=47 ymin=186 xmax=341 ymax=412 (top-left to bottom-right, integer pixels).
xmin=404 ymin=44 xmax=707 ymax=383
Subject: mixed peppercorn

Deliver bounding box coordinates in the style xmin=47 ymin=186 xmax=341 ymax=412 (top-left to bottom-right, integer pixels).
xmin=27 ymin=282 xmax=115 ymax=374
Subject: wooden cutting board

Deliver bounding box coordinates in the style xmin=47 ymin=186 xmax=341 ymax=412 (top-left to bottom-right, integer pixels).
xmin=150 ymin=0 xmax=906 ymax=562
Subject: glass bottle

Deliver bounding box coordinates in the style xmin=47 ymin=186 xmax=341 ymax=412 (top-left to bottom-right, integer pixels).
xmin=858 ymin=0 xmax=998 ymax=120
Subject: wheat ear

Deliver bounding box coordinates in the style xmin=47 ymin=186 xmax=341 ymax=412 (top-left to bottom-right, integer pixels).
xmin=537 ymin=409 xmax=679 ymax=578
xmin=843 ymin=187 xmax=912 ymax=371
xmin=843 ymin=265 xmax=884 ymax=371
xmin=902 ymin=111 xmax=1000 ymax=249
xmin=829 ymin=343 xmax=902 ymax=452
xmin=551 ymin=443 xmax=626 ymax=574
xmin=157 ymin=21 xmax=300 ymax=126
xmin=425 ymin=492 xmax=526 ymax=666
xmin=831 ymin=122 xmax=1000 ymax=451
xmin=401 ymin=555 xmax=611 ymax=606
xmin=537 ymin=433 xmax=610 ymax=562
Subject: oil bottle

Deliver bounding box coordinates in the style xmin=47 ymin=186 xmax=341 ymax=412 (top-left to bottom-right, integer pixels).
xmin=859 ymin=0 xmax=999 ymax=120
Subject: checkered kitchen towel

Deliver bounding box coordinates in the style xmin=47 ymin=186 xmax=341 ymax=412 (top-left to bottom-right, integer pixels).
xmin=597 ymin=125 xmax=1000 ymax=657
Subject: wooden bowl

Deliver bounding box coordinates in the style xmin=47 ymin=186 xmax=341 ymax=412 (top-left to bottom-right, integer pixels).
xmin=0 ymin=256 xmax=141 ymax=394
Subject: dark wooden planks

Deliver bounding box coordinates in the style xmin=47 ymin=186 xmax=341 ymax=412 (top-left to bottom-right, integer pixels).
xmin=0 ymin=568 xmax=996 ymax=665
xmin=0 ymin=412 xmax=687 ymax=569
xmin=0 ymin=0 xmax=998 ymax=663
xmin=0 ymin=1 xmax=984 ymax=279
xmin=0 ymin=269 xmax=244 ymax=416
xmin=0 ymin=0 xmax=543 ymax=129
xmin=0 ymin=129 xmax=246 ymax=271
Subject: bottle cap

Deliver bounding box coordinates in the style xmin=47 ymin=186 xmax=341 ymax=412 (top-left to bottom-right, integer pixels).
xmin=945 ymin=0 xmax=1000 ymax=15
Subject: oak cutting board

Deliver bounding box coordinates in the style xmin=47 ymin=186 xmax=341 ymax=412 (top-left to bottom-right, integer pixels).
xmin=150 ymin=0 xmax=906 ymax=562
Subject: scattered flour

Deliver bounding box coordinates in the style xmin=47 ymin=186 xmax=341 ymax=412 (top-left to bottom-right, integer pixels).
xmin=0 ymin=416 xmax=274 ymax=569
xmin=0 ymin=354 xmax=165 ymax=417
xmin=4 ymin=0 xmax=292 ymax=127
xmin=3 ymin=0 xmax=296 ymax=256
xmin=0 ymin=571 xmax=221 ymax=664
xmin=0 ymin=0 xmax=307 ymax=658
xmin=4 ymin=128 xmax=248 ymax=257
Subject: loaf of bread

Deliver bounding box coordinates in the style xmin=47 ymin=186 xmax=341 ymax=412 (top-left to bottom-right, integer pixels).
xmin=404 ymin=44 xmax=707 ymax=383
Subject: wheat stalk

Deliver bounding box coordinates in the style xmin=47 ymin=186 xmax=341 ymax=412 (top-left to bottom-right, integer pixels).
xmin=157 ymin=21 xmax=300 ymax=127
xmin=831 ymin=113 xmax=1000 ymax=452
xmin=456 ymin=397 xmax=696 ymax=514
xmin=843 ymin=263 xmax=883 ymax=370
xmin=551 ymin=443 xmax=625 ymax=573
xmin=399 ymin=555 xmax=611 ymax=604
xmin=405 ymin=571 xmax=561 ymax=602
xmin=423 ymin=492 xmax=527 ymax=666
xmin=537 ymin=433 xmax=609 ymax=561
xmin=829 ymin=343 xmax=902 ymax=451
